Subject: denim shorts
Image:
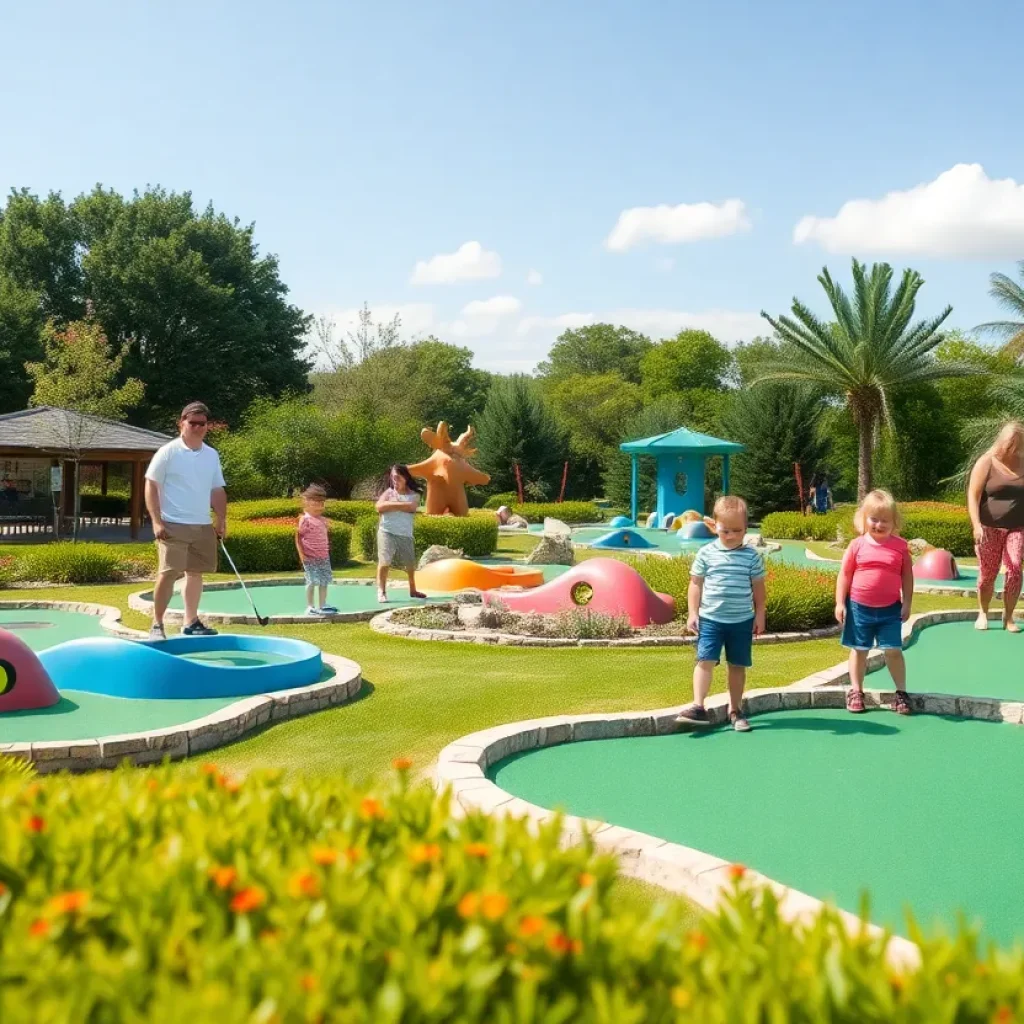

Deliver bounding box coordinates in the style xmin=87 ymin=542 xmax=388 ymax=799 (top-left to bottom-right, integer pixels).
xmin=696 ymin=616 xmax=754 ymax=668
xmin=841 ymin=599 xmax=902 ymax=651
xmin=303 ymin=557 xmax=333 ymax=587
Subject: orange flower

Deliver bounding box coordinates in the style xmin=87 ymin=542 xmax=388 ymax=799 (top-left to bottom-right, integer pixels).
xmin=728 ymin=863 xmax=747 ymax=881
xmin=457 ymin=892 xmax=479 ymax=918
xmin=48 ymin=891 xmax=89 ymax=915
xmin=506 ymin=941 xmax=522 ymax=955
xmin=518 ymin=915 xmax=547 ymax=938
xmin=219 ymin=776 xmax=241 ymax=794
xmin=687 ymin=930 xmax=708 ymax=951
xmin=578 ymin=872 xmax=596 ymax=888
xmin=409 ymin=843 xmax=442 ymax=865
xmin=464 ymin=842 xmax=491 ymax=858
xmin=29 ymin=918 xmax=50 ymax=938
xmin=480 ymin=891 xmax=509 ymax=920
xmin=146 ymin=778 xmax=160 ymax=792
xmin=201 ymin=763 xmax=220 ymax=776
xmin=230 ymin=886 xmax=265 ymax=913
xmin=993 ymin=1009 xmax=1014 ymax=1024
xmin=311 ymin=846 xmax=339 ymax=866
xmin=392 ymin=757 xmax=413 ymax=771
xmin=22 ymin=782 xmax=42 ymax=801
xmin=360 ymin=797 xmax=386 ymax=820
xmin=344 ymin=847 xmax=363 ymax=864
xmin=209 ymin=866 xmax=238 ymax=890
xmin=0 ymin=883 xmax=7 ymax=897
xmin=26 ymin=815 xmax=45 ymax=833
xmin=547 ymin=932 xmax=573 ymax=954
xmin=288 ymin=871 xmax=321 ymax=900
xmin=300 ymin=974 xmax=318 ymax=992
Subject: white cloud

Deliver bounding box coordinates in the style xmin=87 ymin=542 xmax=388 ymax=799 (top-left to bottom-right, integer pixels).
xmin=794 ymin=163 xmax=1024 ymax=258
xmin=526 ymin=268 xmax=543 ymax=286
xmin=449 ymin=295 xmax=522 ymax=338
xmin=655 ymin=257 xmax=675 ymax=272
xmin=516 ymin=308 xmax=763 ymax=344
xmin=461 ymin=295 xmax=522 ymax=318
xmin=605 ymin=198 xmax=750 ymax=252
xmin=410 ymin=240 xmax=502 ymax=284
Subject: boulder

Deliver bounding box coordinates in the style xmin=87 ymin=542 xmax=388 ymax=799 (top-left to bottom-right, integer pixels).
xmin=745 ymin=534 xmax=767 ymax=548
xmin=417 ymin=545 xmax=464 ymax=569
xmin=525 ymin=534 xmax=575 ymax=566
xmin=542 ymin=517 xmax=571 ymax=538
xmin=906 ymin=538 xmax=933 ymax=557
xmin=507 ymin=514 xmax=530 ymax=528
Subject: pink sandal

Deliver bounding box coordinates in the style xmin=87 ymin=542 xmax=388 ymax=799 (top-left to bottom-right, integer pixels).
xmin=846 ymin=688 xmax=865 ymax=713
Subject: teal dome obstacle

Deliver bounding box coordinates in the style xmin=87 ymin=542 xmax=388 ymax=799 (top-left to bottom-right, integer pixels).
xmin=620 ymin=426 xmax=745 ymax=527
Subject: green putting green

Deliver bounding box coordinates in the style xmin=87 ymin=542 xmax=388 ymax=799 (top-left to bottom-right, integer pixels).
xmin=0 ymin=609 xmax=108 ymax=651
xmin=492 ymin=708 xmax=1024 ymax=945
xmin=178 ymin=649 xmax=293 ymax=668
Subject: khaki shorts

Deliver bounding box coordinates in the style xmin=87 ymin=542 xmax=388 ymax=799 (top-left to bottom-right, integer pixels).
xmin=157 ymin=522 xmax=218 ymax=577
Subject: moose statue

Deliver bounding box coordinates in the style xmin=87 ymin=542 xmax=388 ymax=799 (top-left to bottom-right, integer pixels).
xmin=407 ymin=422 xmax=490 ymax=516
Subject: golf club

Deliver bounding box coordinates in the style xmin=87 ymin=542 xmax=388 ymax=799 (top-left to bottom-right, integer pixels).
xmin=219 ymin=538 xmax=270 ymax=626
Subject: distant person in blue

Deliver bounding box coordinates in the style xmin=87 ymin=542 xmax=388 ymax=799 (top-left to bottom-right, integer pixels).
xmin=808 ymin=472 xmax=833 ymax=515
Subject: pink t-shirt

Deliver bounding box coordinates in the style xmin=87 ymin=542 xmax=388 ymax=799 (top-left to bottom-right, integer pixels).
xmin=841 ymin=534 xmax=911 ymax=608
xmin=297 ymin=513 xmax=330 ymax=559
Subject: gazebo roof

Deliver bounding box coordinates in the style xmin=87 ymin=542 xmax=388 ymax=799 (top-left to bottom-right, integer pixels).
xmin=620 ymin=425 xmax=745 ymax=456
xmin=0 ymin=407 xmax=172 ymax=457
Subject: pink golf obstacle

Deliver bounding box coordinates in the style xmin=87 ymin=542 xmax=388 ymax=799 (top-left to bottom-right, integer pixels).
xmin=482 ymin=557 xmax=676 ymax=627
xmin=913 ymin=548 xmax=961 ymax=582
xmin=0 ymin=627 xmax=60 ymax=713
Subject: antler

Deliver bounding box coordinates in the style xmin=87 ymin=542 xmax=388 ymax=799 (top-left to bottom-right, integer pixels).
xmin=420 ymin=421 xmax=452 ymax=451
xmin=452 ymin=425 xmax=477 ymax=457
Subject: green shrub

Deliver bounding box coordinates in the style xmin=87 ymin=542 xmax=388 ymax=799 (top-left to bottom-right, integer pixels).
xmin=760 ymin=510 xmax=852 ymax=542
xmin=902 ymin=511 xmax=973 ymax=557
xmin=483 ymin=492 xmax=519 ymax=509
xmin=228 ymin=498 xmax=376 ymax=525
xmin=18 ymin=543 xmax=122 ymax=585
xmin=356 ymin=515 xmax=498 ymax=561
xmin=0 ymin=555 xmax=17 ymax=589
xmin=3 ymin=765 xmax=1024 ymax=1020
xmin=507 ymin=501 xmax=601 ymax=524
xmin=550 ymin=608 xmax=634 ymax=639
xmin=223 ymin=522 xmax=351 ymax=573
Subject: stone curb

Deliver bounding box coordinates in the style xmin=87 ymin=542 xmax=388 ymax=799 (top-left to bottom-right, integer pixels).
xmin=0 ymin=651 xmax=362 ymax=773
xmin=370 ymin=606 xmax=841 ymax=648
xmin=434 ymin=609 xmax=1018 ymax=967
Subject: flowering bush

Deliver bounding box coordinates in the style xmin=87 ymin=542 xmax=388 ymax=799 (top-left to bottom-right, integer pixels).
xmin=1 ymin=764 xmax=1024 ymax=1020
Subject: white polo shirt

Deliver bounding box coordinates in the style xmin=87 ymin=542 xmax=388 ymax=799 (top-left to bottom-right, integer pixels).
xmin=145 ymin=438 xmax=226 ymax=525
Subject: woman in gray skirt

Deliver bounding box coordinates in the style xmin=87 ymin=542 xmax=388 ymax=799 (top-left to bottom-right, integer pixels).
xmin=375 ymin=465 xmax=427 ymax=603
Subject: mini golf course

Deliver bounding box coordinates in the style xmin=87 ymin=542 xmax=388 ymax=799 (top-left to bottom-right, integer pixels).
xmin=0 ymin=608 xmax=108 ymax=650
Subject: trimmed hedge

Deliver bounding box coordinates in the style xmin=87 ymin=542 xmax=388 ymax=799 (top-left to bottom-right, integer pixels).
xmin=222 ymin=521 xmax=351 ymax=573
xmin=507 ymin=502 xmax=601 ymax=524
xmin=483 ymin=492 xmax=519 ymax=510
xmin=228 ymin=498 xmax=377 ymax=526
xmin=760 ymin=510 xmax=852 ymax=543
xmin=356 ymin=514 xmax=498 ymax=561
xmin=17 ymin=543 xmax=125 ymax=585
xmin=625 ymin=553 xmax=835 ymax=632
xmin=3 ymin=765 xmax=1024 ymax=1020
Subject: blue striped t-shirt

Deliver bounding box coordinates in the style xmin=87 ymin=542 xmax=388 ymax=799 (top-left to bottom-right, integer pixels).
xmin=690 ymin=540 xmax=766 ymax=624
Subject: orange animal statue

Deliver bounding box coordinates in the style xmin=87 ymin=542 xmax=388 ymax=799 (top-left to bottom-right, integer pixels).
xmin=408 ymin=422 xmax=491 ymax=516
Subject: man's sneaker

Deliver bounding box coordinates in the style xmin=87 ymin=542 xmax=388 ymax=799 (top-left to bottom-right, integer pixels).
xmin=673 ymin=703 xmax=711 ymax=726
xmin=182 ymin=619 xmax=218 ymax=637
xmin=729 ymin=710 xmax=752 ymax=733
xmin=377 ymin=591 xmax=388 ymax=604
xmin=148 ymin=622 xmax=166 ymax=642
xmin=306 ymin=607 xmax=324 ymax=617
xmin=320 ymin=605 xmax=339 ymax=614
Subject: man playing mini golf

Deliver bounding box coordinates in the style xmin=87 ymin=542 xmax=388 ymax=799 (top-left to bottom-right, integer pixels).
xmin=144 ymin=401 xmax=227 ymax=641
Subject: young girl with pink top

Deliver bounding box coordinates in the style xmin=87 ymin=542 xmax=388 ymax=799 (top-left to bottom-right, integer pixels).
xmin=835 ymin=489 xmax=914 ymax=715
xmin=295 ymin=484 xmax=338 ymax=617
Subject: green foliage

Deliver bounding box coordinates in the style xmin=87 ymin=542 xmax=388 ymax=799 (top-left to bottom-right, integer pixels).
xmin=761 ymin=511 xmax=850 ymax=543
xmin=506 ymin=502 xmax=600 ymax=524
xmin=78 ymin=494 xmax=130 ymax=520
xmin=536 ymin=323 xmax=653 ymax=383
xmin=0 ymin=555 xmax=16 ymax=588
xmin=26 ymin=317 xmax=144 ymax=419
xmin=214 ymin=398 xmax=410 ymax=500
xmin=901 ymin=510 xmax=973 ymax=557
xmin=977 ymin=259 xmax=1024 ymax=359
xmin=0 ymin=278 xmax=44 ymax=412
xmin=550 ymin=608 xmax=634 ymax=639
xmin=4 ymin=764 xmax=1024 ymax=1021
xmin=227 ymin=498 xmax=376 ymax=525
xmin=356 ymin=515 xmax=498 ymax=560
xmin=482 ymin=492 xmax=519 ymax=510
xmin=475 ymin=375 xmax=569 ymax=497
xmin=223 ymin=521 xmax=351 ymax=573
xmin=639 ymin=329 xmax=731 ymax=399
xmin=18 ymin=542 xmax=122 ymax=584
xmin=724 ymin=384 xmax=828 ymax=518
xmin=0 ymin=754 xmax=34 ymax=779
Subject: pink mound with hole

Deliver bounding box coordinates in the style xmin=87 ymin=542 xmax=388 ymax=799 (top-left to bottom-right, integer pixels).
xmin=482 ymin=557 xmax=676 ymax=627
xmin=0 ymin=627 xmax=60 ymax=713
xmin=913 ymin=548 xmax=961 ymax=581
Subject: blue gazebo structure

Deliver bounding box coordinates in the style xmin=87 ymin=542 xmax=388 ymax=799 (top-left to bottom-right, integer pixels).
xmin=620 ymin=426 xmax=745 ymax=525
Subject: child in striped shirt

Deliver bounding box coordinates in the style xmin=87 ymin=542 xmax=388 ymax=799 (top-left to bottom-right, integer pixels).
xmin=674 ymin=495 xmax=766 ymax=733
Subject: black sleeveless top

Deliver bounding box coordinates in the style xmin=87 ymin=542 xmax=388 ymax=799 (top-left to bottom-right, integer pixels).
xmin=980 ymin=459 xmax=1024 ymax=530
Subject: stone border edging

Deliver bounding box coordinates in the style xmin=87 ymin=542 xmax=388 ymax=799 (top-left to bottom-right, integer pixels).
xmin=0 ymin=599 xmax=147 ymax=638
xmin=0 ymin=651 xmax=362 ymax=773
xmin=370 ymin=605 xmax=840 ymax=647
xmin=434 ymin=609 xmax=1022 ymax=967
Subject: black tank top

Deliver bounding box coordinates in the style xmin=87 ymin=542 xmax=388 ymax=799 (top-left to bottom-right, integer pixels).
xmin=980 ymin=459 xmax=1024 ymax=530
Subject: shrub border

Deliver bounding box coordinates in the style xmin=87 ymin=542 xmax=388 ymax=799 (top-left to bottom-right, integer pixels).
xmin=0 ymin=600 xmax=362 ymax=771
xmin=434 ymin=609 xmax=1022 ymax=968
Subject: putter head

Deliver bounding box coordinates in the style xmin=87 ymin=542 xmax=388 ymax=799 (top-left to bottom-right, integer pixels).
xmin=257 ymin=615 xmax=270 ymax=627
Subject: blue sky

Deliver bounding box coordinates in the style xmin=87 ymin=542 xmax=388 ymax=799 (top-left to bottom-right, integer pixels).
xmin=3 ymin=0 xmax=1023 ymax=371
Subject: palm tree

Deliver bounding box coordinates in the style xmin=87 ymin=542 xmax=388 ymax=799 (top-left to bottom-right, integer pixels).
xmin=976 ymin=261 xmax=1024 ymax=361
xmin=758 ymin=260 xmax=980 ymax=500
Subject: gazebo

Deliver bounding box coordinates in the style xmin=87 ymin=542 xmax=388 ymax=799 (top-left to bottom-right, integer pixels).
xmin=620 ymin=426 xmax=745 ymax=525
xmin=0 ymin=407 xmax=172 ymax=540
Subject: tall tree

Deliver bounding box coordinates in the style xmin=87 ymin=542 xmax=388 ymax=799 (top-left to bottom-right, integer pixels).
xmin=639 ymin=329 xmax=731 ymax=399
xmin=536 ymin=324 xmax=652 ymax=383
xmin=475 ymin=375 xmax=568 ymax=498
xmin=759 ymin=259 xmax=978 ymax=499
xmin=976 ymin=261 xmax=1024 ymax=361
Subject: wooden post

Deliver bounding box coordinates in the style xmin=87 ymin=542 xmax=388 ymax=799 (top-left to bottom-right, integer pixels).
xmin=558 ymin=461 xmax=568 ymax=503
xmin=101 ymin=463 xmax=109 ymax=495
xmin=130 ymin=459 xmax=145 ymax=540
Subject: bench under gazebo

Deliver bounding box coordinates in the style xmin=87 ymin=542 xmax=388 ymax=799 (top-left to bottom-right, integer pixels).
xmin=0 ymin=407 xmax=172 ymax=540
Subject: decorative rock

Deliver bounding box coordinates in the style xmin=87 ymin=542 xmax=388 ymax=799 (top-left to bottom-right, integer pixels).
xmin=542 ymin=517 xmax=571 ymax=538
xmin=418 ymin=544 xmax=465 ymax=569
xmin=906 ymin=538 xmax=933 ymax=557
xmin=507 ymin=514 xmax=530 ymax=528
xmin=745 ymin=534 xmax=767 ymax=548
xmin=525 ymin=534 xmax=575 ymax=566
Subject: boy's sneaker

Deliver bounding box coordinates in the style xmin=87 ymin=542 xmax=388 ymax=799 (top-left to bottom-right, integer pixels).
xmin=673 ymin=703 xmax=710 ymax=726
xmin=148 ymin=622 xmax=166 ymax=642
xmin=306 ymin=607 xmax=324 ymax=617
xmin=846 ymin=688 xmax=866 ymax=713
xmin=729 ymin=710 xmax=752 ymax=733
xmin=892 ymin=690 xmax=912 ymax=716
xmin=182 ymin=619 xmax=218 ymax=637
